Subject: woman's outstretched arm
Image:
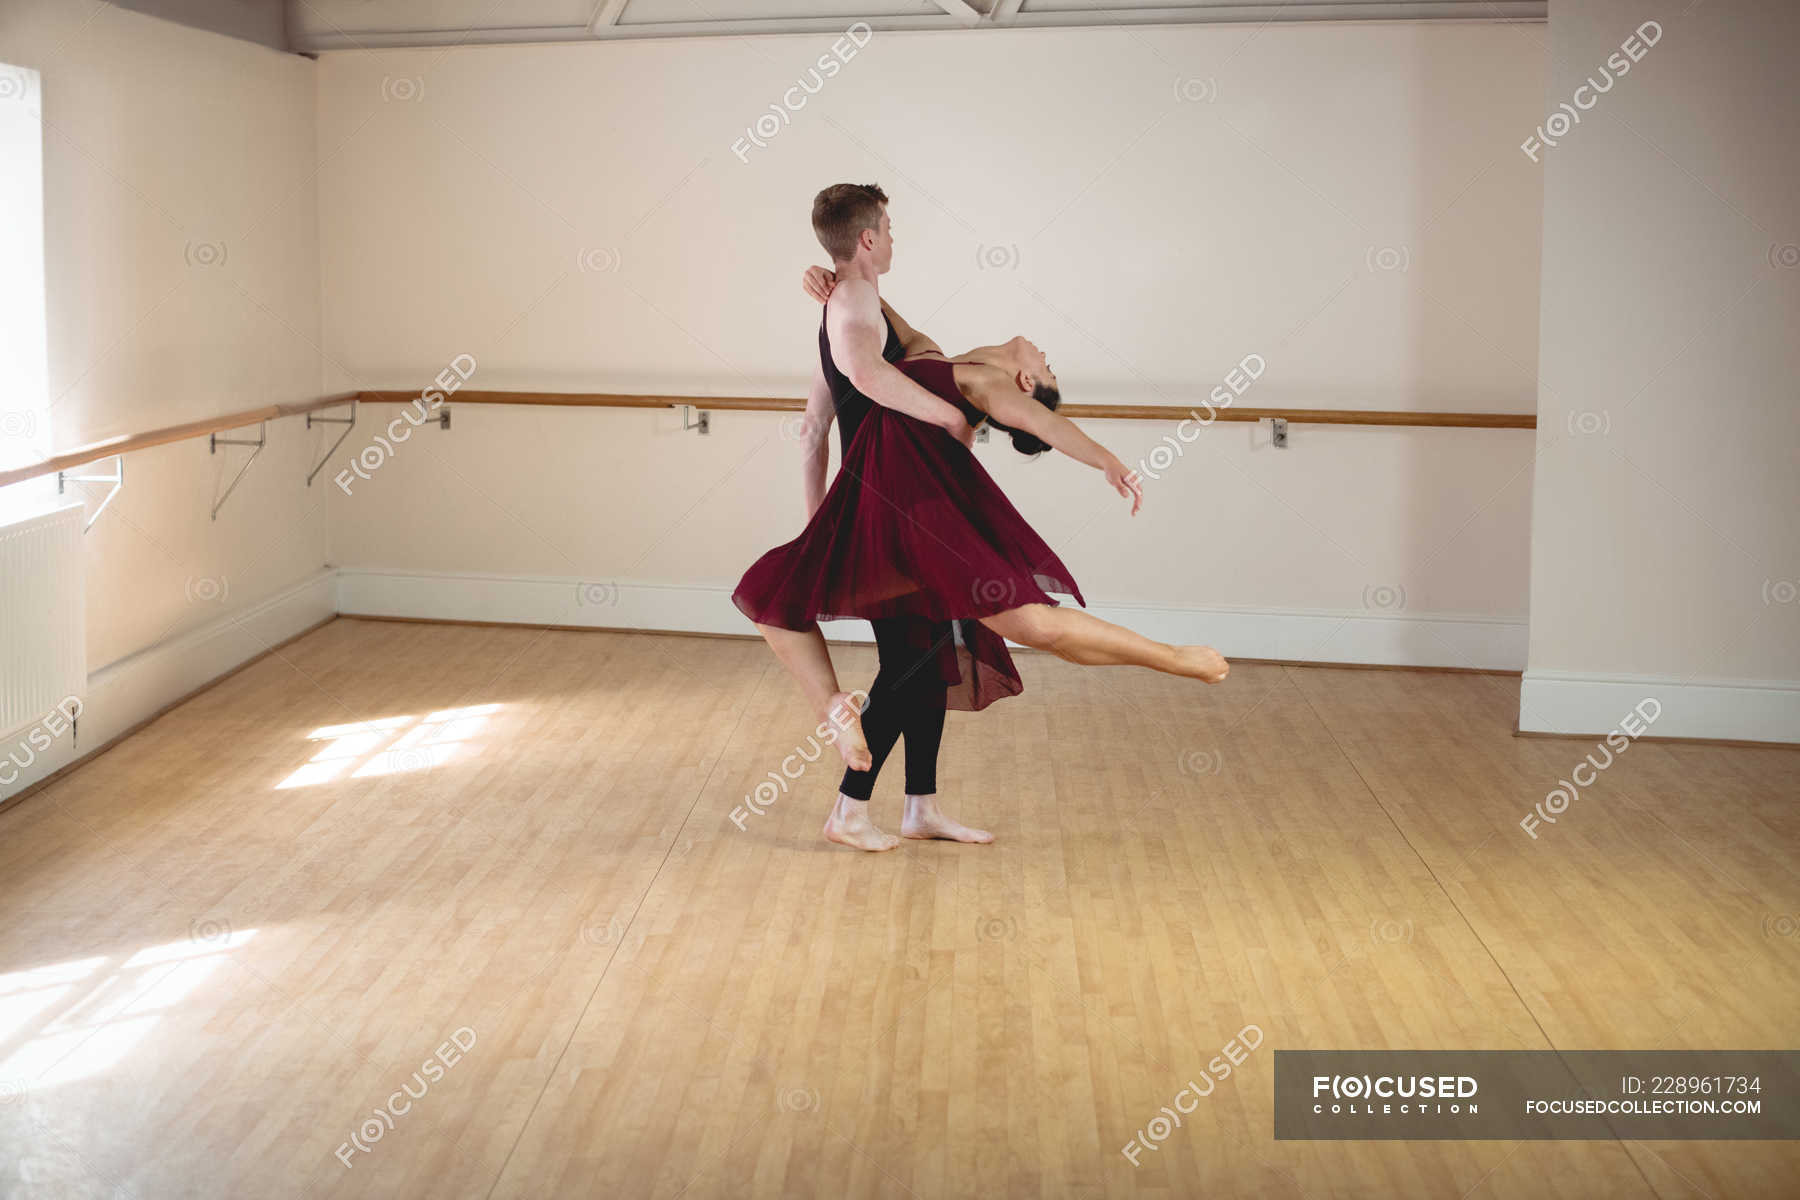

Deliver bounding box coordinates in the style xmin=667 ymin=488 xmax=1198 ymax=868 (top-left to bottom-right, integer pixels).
xmin=972 ymin=373 xmax=1144 ymax=514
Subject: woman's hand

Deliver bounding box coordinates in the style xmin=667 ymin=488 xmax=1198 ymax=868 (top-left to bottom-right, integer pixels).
xmin=802 ymin=265 xmax=837 ymax=304
xmin=1104 ymin=456 xmax=1144 ymax=516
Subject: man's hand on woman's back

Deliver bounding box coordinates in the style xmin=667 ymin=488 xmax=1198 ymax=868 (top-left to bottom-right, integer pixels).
xmin=803 ymin=265 xmax=836 ymax=304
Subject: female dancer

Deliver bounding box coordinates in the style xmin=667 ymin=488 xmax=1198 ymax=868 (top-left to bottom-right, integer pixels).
xmin=733 ymin=328 xmax=1231 ymax=801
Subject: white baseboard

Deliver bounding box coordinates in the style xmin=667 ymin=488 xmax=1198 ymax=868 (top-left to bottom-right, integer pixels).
xmin=1519 ymin=669 xmax=1800 ymax=745
xmin=335 ymin=567 xmax=1528 ymax=670
xmin=10 ymin=564 xmax=1789 ymax=813
xmin=0 ymin=567 xmax=337 ymax=809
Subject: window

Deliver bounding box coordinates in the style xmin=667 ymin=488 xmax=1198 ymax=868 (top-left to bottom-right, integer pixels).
xmin=0 ymin=62 xmax=52 ymax=521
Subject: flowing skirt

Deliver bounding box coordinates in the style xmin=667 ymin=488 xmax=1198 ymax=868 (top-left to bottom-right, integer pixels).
xmin=733 ymin=362 xmax=1085 ymax=711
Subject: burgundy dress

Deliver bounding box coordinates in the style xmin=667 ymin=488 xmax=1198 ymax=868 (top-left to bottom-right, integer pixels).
xmin=732 ymin=355 xmax=1086 ymax=711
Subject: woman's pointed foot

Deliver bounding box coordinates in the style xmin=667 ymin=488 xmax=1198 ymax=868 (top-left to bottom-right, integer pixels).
xmin=825 ymin=690 xmax=872 ymax=771
xmin=1177 ymin=646 xmax=1230 ymax=683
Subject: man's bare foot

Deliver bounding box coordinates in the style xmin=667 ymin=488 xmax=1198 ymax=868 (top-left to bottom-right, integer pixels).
xmin=824 ymin=690 xmax=872 ymax=771
xmin=901 ymin=794 xmax=993 ymax=843
xmin=1176 ymin=646 xmax=1230 ymax=683
xmin=823 ymin=794 xmax=899 ymax=851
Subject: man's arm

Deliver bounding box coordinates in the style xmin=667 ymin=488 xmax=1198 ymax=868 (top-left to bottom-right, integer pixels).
xmin=825 ymin=279 xmax=968 ymax=434
xmin=801 ymin=359 xmax=835 ymax=518
xmin=801 ymin=266 xmax=942 ymax=356
xmin=877 ymin=300 xmax=968 ymax=445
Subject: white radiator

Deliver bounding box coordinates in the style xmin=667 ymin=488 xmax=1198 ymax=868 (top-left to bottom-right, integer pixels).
xmin=1 ymin=503 xmax=86 ymax=738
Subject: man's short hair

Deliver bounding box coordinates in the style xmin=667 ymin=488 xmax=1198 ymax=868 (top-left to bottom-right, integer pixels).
xmin=812 ymin=182 xmax=888 ymax=262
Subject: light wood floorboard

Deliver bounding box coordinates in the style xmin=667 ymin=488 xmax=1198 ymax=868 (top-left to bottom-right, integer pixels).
xmin=1 ymin=617 xmax=1795 ymax=1198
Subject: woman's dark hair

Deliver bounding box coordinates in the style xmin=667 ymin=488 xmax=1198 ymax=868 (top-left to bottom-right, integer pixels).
xmin=986 ymin=381 xmax=1061 ymax=456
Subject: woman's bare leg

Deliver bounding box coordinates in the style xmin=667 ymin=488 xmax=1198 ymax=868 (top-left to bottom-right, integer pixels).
xmin=753 ymin=623 xmax=873 ymax=770
xmin=978 ymin=605 xmax=1229 ymax=682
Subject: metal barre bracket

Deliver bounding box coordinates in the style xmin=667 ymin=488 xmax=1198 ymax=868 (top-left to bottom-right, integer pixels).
xmin=1270 ymin=417 xmax=1288 ymax=448
xmin=679 ymin=404 xmax=710 ymax=435
xmin=209 ymin=420 xmax=267 ymax=520
xmin=305 ymin=398 xmax=359 ymax=486
xmin=58 ymin=455 xmax=124 ymax=534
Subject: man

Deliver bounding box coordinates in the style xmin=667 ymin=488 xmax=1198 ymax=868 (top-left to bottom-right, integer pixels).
xmin=773 ymin=182 xmax=993 ymax=852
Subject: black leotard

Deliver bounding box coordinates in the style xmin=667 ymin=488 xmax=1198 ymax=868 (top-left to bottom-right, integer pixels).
xmin=819 ymin=311 xmax=904 ymax=456
xmin=816 ymin=308 xmax=953 ymax=800
xmin=819 ymin=314 xmax=987 ymax=445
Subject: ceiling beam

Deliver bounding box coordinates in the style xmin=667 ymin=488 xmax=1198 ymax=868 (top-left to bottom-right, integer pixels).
xmin=587 ymin=0 xmax=629 ymax=35
xmin=586 ymin=14 xmax=965 ymax=42
xmin=993 ymin=0 xmax=1026 ymax=21
xmin=297 ymin=4 xmax=1545 ymax=52
xmin=1003 ymin=3 xmax=1544 ymax=28
xmin=931 ymin=0 xmax=984 ymax=24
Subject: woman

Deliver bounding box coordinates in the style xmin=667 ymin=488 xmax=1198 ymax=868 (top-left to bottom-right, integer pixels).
xmin=734 ymin=329 xmax=1230 ymax=778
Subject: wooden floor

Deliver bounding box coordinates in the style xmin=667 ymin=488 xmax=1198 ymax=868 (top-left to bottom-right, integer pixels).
xmin=1 ymin=616 xmax=1796 ymax=1199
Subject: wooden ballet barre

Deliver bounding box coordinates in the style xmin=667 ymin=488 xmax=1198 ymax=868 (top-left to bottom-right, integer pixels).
xmin=362 ymin=389 xmax=1537 ymax=430
xmin=0 ymin=389 xmax=1535 ymax=491
xmin=0 ymin=394 xmax=360 ymax=490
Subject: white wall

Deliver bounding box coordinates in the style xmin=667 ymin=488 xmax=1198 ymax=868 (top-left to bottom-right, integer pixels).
xmin=316 ymin=21 xmax=1544 ymax=670
xmin=0 ymin=60 xmax=51 ymax=518
xmin=0 ymin=0 xmax=333 ymax=803
xmin=1521 ymin=0 xmax=1800 ymax=742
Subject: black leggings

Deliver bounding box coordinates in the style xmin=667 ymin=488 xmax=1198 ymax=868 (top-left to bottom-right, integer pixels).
xmin=838 ymin=618 xmax=951 ymax=801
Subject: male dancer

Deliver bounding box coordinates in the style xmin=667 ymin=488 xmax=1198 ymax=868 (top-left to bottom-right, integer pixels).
xmin=762 ymin=182 xmax=992 ymax=852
